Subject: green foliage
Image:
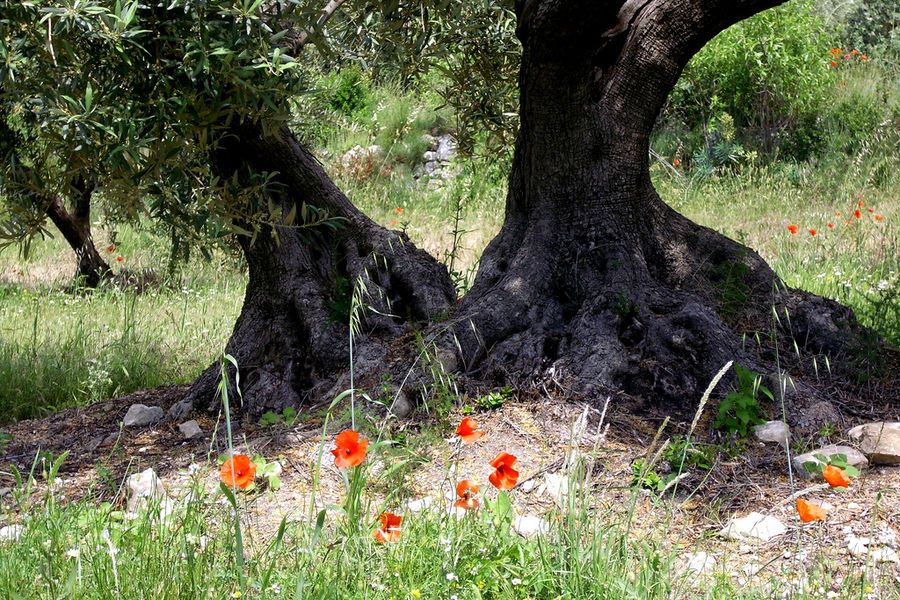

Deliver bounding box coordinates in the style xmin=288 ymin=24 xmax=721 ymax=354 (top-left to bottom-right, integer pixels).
xmin=630 ymin=458 xmax=668 ymax=492
xmin=664 ymin=435 xmax=715 ymax=472
xmin=713 ymin=257 xmax=751 ymax=318
xmin=259 ymin=406 xmax=298 ymax=428
xmin=667 ymin=1 xmax=835 ymax=161
xmin=843 ymin=0 xmax=900 ymax=57
xmin=474 ymin=386 xmax=512 ymax=410
xmin=714 ymin=364 xmax=771 ymax=437
xmin=327 ymin=67 xmax=370 ymax=116
xmin=802 ymin=452 xmax=861 ymax=478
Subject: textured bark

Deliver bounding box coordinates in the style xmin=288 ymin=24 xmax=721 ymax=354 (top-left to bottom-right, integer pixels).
xmin=442 ymin=0 xmax=864 ymax=409
xmin=43 ymin=179 xmax=112 ymax=288
xmin=174 ymin=124 xmax=455 ymax=418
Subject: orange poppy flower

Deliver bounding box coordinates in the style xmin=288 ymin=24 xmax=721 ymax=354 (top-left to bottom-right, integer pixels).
xmin=787 ymin=225 xmax=799 ymax=234
xmin=830 ymin=48 xmax=842 ymax=55
xmin=868 ymin=208 xmax=874 ymax=213
xmin=875 ymin=215 xmax=884 ymax=221
xmin=331 ymin=430 xmax=369 ymax=468
xmin=456 ymin=417 xmax=484 ymax=443
xmin=106 ymin=246 xmax=115 ymax=252
xmin=835 ymin=212 xmax=841 ymax=217
xmin=797 ymin=498 xmax=826 ymax=522
xmin=851 ymin=49 xmax=859 ymax=55
xmin=116 ymin=256 xmax=123 ymax=262
xmin=220 ymin=455 xmax=257 ymax=489
xmin=454 ymin=480 xmax=480 ymax=510
xmin=828 ymin=223 xmax=834 ymax=229
xmin=673 ymin=158 xmax=681 ymax=166
xmin=394 ymin=207 xmax=404 ymax=213
xmin=808 ymin=229 xmax=817 ymax=236
xmin=858 ymin=201 xmax=865 ymax=207
xmin=830 ymin=61 xmax=838 ymax=67
xmin=854 ymin=209 xmax=861 ymax=219
xmin=488 ymin=452 xmax=519 ymax=490
xmin=823 ymin=465 xmax=851 ymax=488
xmin=390 ymin=219 xmax=397 ymax=227
xmin=860 ymin=55 xmax=867 ymax=60
xmin=373 ymin=512 xmax=402 ymax=542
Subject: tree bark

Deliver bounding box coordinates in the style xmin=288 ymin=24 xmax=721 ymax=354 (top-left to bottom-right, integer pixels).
xmin=43 ymin=179 xmax=113 ymax=288
xmin=443 ymin=0 xmax=863 ymax=409
xmin=173 ymin=124 xmax=455 ymax=418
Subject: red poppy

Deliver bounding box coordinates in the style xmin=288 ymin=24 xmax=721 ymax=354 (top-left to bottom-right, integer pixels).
xmin=823 ymin=465 xmax=851 ymax=488
xmin=809 ymin=229 xmax=817 ymax=236
xmin=868 ymin=208 xmax=874 ymax=213
xmin=875 ymin=215 xmax=884 ymax=221
xmin=860 ymin=55 xmax=867 ymax=60
xmin=830 ymin=48 xmax=841 ymax=55
xmin=373 ymin=512 xmax=402 ymax=542
xmin=828 ymin=223 xmax=834 ymax=229
xmin=454 ymin=480 xmax=480 ymax=510
xmin=854 ymin=209 xmax=861 ymax=219
xmin=456 ymin=417 xmax=484 ymax=443
xmin=488 ymin=452 xmax=519 ymax=490
xmin=851 ymin=49 xmax=859 ymax=55
xmin=797 ymin=498 xmax=826 ymax=522
xmin=331 ymin=430 xmax=369 ymax=468
xmin=830 ymin=61 xmax=838 ymax=67
xmin=835 ymin=212 xmax=841 ymax=216
xmin=673 ymin=158 xmax=681 ymax=166
xmin=220 ymin=455 xmax=257 ymax=489
xmin=106 ymin=246 xmax=115 ymax=252
xmin=389 ymin=219 xmax=398 ymax=227
xmin=845 ymin=220 xmax=851 ymax=225
xmin=394 ymin=207 xmax=404 ymax=213
xmin=858 ymin=201 xmax=865 ymax=207
xmin=787 ymin=225 xmax=799 ymax=234
xmin=116 ymin=256 xmax=123 ymax=262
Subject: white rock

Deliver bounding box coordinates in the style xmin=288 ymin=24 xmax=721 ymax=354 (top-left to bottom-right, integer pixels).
xmin=719 ymin=512 xmax=786 ymax=542
xmin=870 ymin=548 xmax=900 ymax=563
xmin=847 ymin=502 xmax=862 ymax=510
xmin=123 ymin=404 xmax=164 ymax=427
xmin=389 ymin=390 xmax=414 ymax=418
xmin=126 ymin=468 xmax=167 ymax=512
xmin=267 ymin=461 xmax=283 ymax=478
xmin=541 ymin=473 xmax=570 ymax=506
xmin=178 ymin=420 xmax=203 ymax=439
xmin=792 ymin=445 xmax=868 ymax=480
xmin=435 ymin=134 xmax=457 ymax=161
xmin=0 ymin=524 xmax=25 ymax=541
xmin=848 ymin=422 xmax=900 ymax=465
xmin=685 ymin=551 xmax=716 ymax=574
xmin=518 ymin=479 xmax=538 ymax=493
xmin=754 ymin=420 xmax=790 ymax=447
xmin=513 ymin=515 xmax=549 ymax=538
xmin=406 ymin=497 xmax=434 ymax=512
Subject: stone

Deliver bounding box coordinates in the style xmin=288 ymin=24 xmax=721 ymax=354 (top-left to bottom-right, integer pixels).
xmin=719 ymin=512 xmax=786 ymax=542
xmin=792 ymin=445 xmax=868 ymax=480
xmin=513 ymin=515 xmax=549 ymax=538
xmin=123 ymin=404 xmax=164 ymax=427
xmin=0 ymin=524 xmax=24 ymax=541
xmin=126 ymin=468 xmax=167 ymax=512
xmin=870 ymin=548 xmax=900 ymax=564
xmin=168 ymin=398 xmax=192 ymax=421
xmin=389 ymin=390 xmax=414 ymax=418
xmin=685 ymin=551 xmax=716 ymax=574
xmin=848 ymin=422 xmax=900 ymax=465
xmin=540 ymin=473 xmax=570 ymax=507
xmin=406 ymin=497 xmax=434 ymax=512
xmin=435 ymin=134 xmax=457 ymax=161
xmin=435 ymin=349 xmax=458 ymax=374
xmin=178 ymin=419 xmax=203 ymax=439
xmin=754 ymin=420 xmax=790 ymax=447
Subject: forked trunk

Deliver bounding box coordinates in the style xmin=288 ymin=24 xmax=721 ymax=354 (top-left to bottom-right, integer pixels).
xmin=44 ymin=179 xmax=112 ymax=288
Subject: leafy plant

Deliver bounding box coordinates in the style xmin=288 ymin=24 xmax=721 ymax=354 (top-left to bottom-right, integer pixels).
xmin=259 ymin=406 xmax=298 ymax=428
xmin=474 ymin=386 xmax=512 ymax=410
xmin=802 ymin=452 xmax=860 ymax=478
xmin=664 ymin=435 xmax=715 ymax=471
xmin=714 ymin=364 xmax=770 ymax=437
xmin=631 ymin=458 xmax=667 ymax=492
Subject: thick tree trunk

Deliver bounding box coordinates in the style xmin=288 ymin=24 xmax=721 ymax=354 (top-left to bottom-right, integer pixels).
xmin=173 ymin=124 xmax=455 ymax=418
xmin=444 ymin=0 xmax=863 ymax=410
xmin=43 ymin=179 xmax=112 ymax=287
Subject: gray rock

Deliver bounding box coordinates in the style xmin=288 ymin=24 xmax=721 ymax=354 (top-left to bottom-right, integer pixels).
xmin=754 ymin=420 xmax=790 ymax=448
xmin=168 ymin=398 xmax=192 ymax=421
xmin=389 ymin=390 xmax=414 ymax=418
xmin=848 ymin=422 xmax=900 ymax=465
xmin=435 ymin=134 xmax=457 ymax=161
xmin=178 ymin=420 xmax=203 ymax=439
xmin=793 ymin=445 xmax=868 ymax=480
xmin=422 ymin=150 xmax=437 ymax=162
xmin=123 ymin=404 xmax=164 ymax=428
xmin=126 ymin=468 xmax=167 ymax=512
xmin=719 ymin=512 xmax=786 ymax=542
xmin=435 ymin=349 xmax=458 ymax=374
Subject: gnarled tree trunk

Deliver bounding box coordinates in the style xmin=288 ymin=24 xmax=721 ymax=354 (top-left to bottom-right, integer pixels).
xmin=44 ymin=178 xmax=112 ymax=288
xmin=446 ymin=0 xmax=861 ymax=409
xmin=177 ymin=0 xmax=871 ymax=419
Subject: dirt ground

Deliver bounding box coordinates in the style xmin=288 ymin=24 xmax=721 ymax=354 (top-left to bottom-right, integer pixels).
xmin=1 ymin=384 xmax=898 ymax=592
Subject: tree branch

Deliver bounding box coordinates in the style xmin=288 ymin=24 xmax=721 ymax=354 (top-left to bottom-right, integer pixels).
xmin=293 ymin=0 xmax=346 ymax=51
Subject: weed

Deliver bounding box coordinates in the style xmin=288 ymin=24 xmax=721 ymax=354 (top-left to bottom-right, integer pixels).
xmin=259 ymin=406 xmax=298 ymax=428
xmin=713 ymin=363 xmax=770 ymax=437
xmin=474 ymin=386 xmax=512 ymax=410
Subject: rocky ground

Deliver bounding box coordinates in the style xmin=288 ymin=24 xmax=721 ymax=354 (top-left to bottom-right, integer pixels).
xmin=0 ymin=384 xmax=898 ymax=596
